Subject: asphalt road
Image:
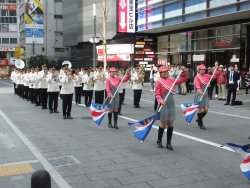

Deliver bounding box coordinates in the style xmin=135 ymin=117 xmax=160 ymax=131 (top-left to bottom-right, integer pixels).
xmin=0 ymin=79 xmax=250 ymax=188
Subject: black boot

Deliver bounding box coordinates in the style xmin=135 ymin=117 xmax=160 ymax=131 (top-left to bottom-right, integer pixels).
xmin=166 ymin=127 xmax=174 ymax=150
xmin=113 ymin=112 xmax=119 ymax=129
xmin=201 ymin=112 xmax=207 ymax=118
xmin=157 ymin=127 xmax=164 ymax=148
xmin=108 ymin=113 xmax=113 ymax=128
xmin=198 ymin=113 xmax=206 ymax=130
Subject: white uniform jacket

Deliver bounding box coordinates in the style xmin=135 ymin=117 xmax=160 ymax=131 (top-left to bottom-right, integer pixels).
xmin=131 ymin=72 xmax=143 ymax=90
xmin=37 ymin=70 xmax=48 ymax=89
xmin=46 ymin=74 xmax=60 ymax=92
xmin=59 ymin=74 xmax=74 ymax=94
xmin=11 ymin=71 xmax=16 ymax=83
xmin=73 ymin=75 xmax=82 ymax=87
xmin=82 ymin=74 xmax=93 ymax=91
xmin=28 ymin=72 xmax=35 ymax=88
xmin=20 ymin=74 xmax=25 ymax=85
xmin=24 ymin=73 xmax=30 ymax=87
xmin=93 ymin=72 xmax=105 ymax=91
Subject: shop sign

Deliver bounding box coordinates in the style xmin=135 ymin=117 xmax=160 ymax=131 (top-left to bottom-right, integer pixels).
xmin=135 ymin=45 xmax=144 ymax=48
xmin=98 ymin=54 xmax=130 ymax=62
xmin=147 ymin=42 xmax=155 ymax=45
xmin=214 ymin=40 xmax=232 ymax=48
xmin=144 ymin=58 xmax=153 ymax=61
xmin=136 ymin=42 xmax=145 ymax=45
xmin=144 ymin=38 xmax=153 ymax=41
xmin=146 ymin=55 xmax=156 ymax=58
xmin=145 ymin=52 xmax=154 ymax=54
xmin=118 ymin=0 xmax=135 ymax=33
xmin=143 ymin=48 xmax=152 ymax=52
xmin=230 ymin=55 xmax=239 ymax=62
xmin=139 ymin=61 xmax=148 ymax=64
xmin=136 ymin=51 xmax=144 ymax=54
xmin=134 ymin=58 xmax=143 ymax=61
xmin=0 ymin=4 xmax=17 ymax=10
xmin=15 ymin=47 xmax=20 ymax=59
xmin=193 ymin=55 xmax=205 ymax=61
xmin=0 ymin=47 xmax=15 ymax=51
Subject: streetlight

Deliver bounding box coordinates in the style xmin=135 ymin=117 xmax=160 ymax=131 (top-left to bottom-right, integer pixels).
xmin=89 ymin=3 xmax=99 ymax=69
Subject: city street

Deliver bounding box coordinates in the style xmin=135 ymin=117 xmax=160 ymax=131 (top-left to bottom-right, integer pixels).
xmin=0 ymin=79 xmax=250 ymax=188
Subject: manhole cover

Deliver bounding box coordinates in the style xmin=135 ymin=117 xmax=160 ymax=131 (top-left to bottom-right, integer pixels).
xmin=48 ymin=156 xmax=80 ymax=167
xmin=81 ymin=117 xmax=93 ymax=120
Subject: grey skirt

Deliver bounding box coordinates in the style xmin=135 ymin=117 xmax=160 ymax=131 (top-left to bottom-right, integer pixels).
xmin=157 ymin=92 xmax=175 ymax=121
xmin=106 ymin=87 xmax=119 ymax=109
xmin=194 ymin=86 xmax=209 ymax=108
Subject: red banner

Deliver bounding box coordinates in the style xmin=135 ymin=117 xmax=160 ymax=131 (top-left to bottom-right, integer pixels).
xmin=98 ymin=54 xmax=130 ymax=62
xmin=118 ymin=0 xmax=135 ymax=33
xmin=0 ymin=4 xmax=17 ymax=10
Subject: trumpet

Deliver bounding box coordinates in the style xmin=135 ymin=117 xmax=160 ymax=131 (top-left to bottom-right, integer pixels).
xmin=52 ymin=73 xmax=58 ymax=81
xmin=135 ymin=66 xmax=145 ymax=84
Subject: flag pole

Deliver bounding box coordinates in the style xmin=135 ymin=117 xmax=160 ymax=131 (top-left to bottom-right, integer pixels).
xmin=157 ymin=71 xmax=183 ymax=112
xmin=199 ymin=68 xmax=217 ymax=101
xmin=108 ymin=71 xmax=128 ymax=104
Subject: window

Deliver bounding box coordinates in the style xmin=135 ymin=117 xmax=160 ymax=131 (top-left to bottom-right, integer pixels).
xmin=54 ymin=0 xmax=62 ymax=2
xmin=2 ymin=38 xmax=9 ymax=44
xmin=42 ymin=47 xmax=45 ymax=51
xmin=1 ymin=10 xmax=8 ymax=16
xmin=9 ymin=10 xmax=16 ymax=16
xmin=0 ymin=38 xmax=1 ymax=43
xmin=10 ymin=38 xmax=17 ymax=44
xmin=54 ymin=31 xmax=63 ymax=35
xmin=55 ymin=48 xmax=65 ymax=52
xmin=54 ymin=15 xmax=63 ymax=19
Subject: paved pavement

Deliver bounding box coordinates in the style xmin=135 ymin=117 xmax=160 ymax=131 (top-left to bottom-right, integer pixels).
xmin=0 ymin=79 xmax=250 ymax=188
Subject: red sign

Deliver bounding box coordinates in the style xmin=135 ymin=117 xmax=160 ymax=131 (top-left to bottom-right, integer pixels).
xmin=134 ymin=58 xmax=143 ymax=61
xmin=214 ymin=40 xmax=232 ymax=47
xmin=118 ymin=0 xmax=135 ymax=33
xmin=0 ymin=4 xmax=17 ymax=10
xmin=143 ymin=48 xmax=152 ymax=52
xmin=147 ymin=42 xmax=155 ymax=45
xmin=146 ymin=55 xmax=156 ymax=58
xmin=98 ymin=54 xmax=130 ymax=62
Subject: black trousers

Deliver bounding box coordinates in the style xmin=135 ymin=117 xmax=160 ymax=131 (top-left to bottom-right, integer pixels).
xmin=186 ymin=79 xmax=191 ymax=92
xmin=210 ymin=80 xmax=218 ymax=96
xmin=84 ymin=90 xmax=93 ymax=106
xmin=34 ymin=89 xmax=40 ymax=104
xmin=62 ymin=94 xmax=73 ymax=116
xmin=227 ymin=84 xmax=237 ymax=104
xmin=40 ymin=88 xmax=48 ymax=107
xmin=75 ymin=87 xmax=82 ymax=103
xmin=82 ymin=84 xmax=85 ymax=96
xmin=59 ymin=86 xmax=62 ymax=99
xmin=48 ymin=92 xmax=59 ymax=111
xmin=24 ymin=86 xmax=29 ymax=99
xmin=20 ymin=84 xmax=25 ymax=98
xmin=95 ymin=90 xmax=104 ymax=104
xmin=121 ymin=89 xmax=125 ymax=103
xmin=118 ymin=92 xmax=124 ymax=113
xmin=13 ymin=83 xmax=17 ymax=94
xmin=29 ymin=88 xmax=34 ymax=103
xmin=134 ymin=89 xmax=142 ymax=107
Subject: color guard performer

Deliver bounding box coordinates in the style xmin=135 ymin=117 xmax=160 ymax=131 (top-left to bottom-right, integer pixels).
xmin=131 ymin=65 xmax=144 ymax=108
xmin=93 ymin=65 xmax=105 ymax=104
xmin=155 ymin=66 xmax=188 ymax=150
xmin=59 ymin=67 xmax=74 ymax=119
xmin=73 ymin=68 xmax=83 ymax=104
xmin=46 ymin=66 xmax=60 ymax=113
xmin=82 ymin=67 xmax=93 ymax=107
xmin=106 ymin=67 xmax=131 ymax=129
xmin=37 ymin=64 xmax=48 ymax=109
xmin=194 ymin=64 xmax=218 ymax=130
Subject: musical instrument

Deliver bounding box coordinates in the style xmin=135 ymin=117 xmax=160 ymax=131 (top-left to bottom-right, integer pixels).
xmin=93 ymin=71 xmax=105 ymax=83
xmin=15 ymin=59 xmax=25 ymax=69
xmin=52 ymin=73 xmax=58 ymax=81
xmin=62 ymin=60 xmax=72 ymax=69
xmin=135 ymin=66 xmax=145 ymax=84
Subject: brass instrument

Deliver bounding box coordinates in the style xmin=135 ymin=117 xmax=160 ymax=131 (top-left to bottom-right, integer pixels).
xmin=135 ymin=66 xmax=145 ymax=84
xmin=92 ymin=71 xmax=105 ymax=84
xmin=52 ymin=73 xmax=58 ymax=81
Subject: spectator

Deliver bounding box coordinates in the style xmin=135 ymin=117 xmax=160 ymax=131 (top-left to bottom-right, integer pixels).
xmin=235 ymin=66 xmax=241 ymax=95
xmin=207 ymin=67 xmax=213 ymax=100
xmin=186 ymin=65 xmax=193 ymax=93
xmin=211 ymin=61 xmax=219 ymax=98
xmin=149 ymin=65 xmax=156 ymax=91
xmin=217 ymin=65 xmax=227 ymax=101
xmin=243 ymin=67 xmax=250 ymax=95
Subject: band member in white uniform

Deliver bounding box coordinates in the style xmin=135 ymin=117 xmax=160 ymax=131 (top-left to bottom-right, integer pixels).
xmin=73 ymin=68 xmax=83 ymax=104
xmin=37 ymin=64 xmax=49 ymax=109
xmin=93 ymin=65 xmax=105 ymax=104
xmin=28 ymin=67 xmax=35 ymax=104
xmin=82 ymin=67 xmax=94 ymax=107
xmin=131 ymin=65 xmax=144 ymax=108
xmin=34 ymin=67 xmax=40 ymax=106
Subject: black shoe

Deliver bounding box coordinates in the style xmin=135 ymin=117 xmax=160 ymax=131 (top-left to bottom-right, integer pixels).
xmin=118 ymin=112 xmax=122 ymax=116
xmin=108 ymin=122 xmax=113 ymax=128
xmin=63 ymin=116 xmax=66 ymax=119
xmin=54 ymin=110 xmax=59 ymax=113
xmin=114 ymin=123 xmax=119 ymax=129
xmin=137 ymin=106 xmax=141 ymax=108
xmin=35 ymin=104 xmax=40 ymax=106
xmin=50 ymin=110 xmax=53 ymax=114
xmin=79 ymin=102 xmax=81 ymax=104
xmin=166 ymin=141 xmax=173 ymax=150
xmin=218 ymin=98 xmax=222 ymax=100
xmin=222 ymin=99 xmax=226 ymax=101
xmin=67 ymin=116 xmax=73 ymax=119
xmin=122 ymin=102 xmax=125 ymax=105
xmin=224 ymin=103 xmax=229 ymax=105
xmin=157 ymin=140 xmax=163 ymax=148
xmin=134 ymin=106 xmax=137 ymax=108
xmin=230 ymin=103 xmax=234 ymax=106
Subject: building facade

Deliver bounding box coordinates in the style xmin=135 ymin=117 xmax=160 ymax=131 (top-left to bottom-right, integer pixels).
xmin=18 ymin=0 xmax=70 ymax=65
xmin=136 ymin=0 xmax=250 ymax=73
xmin=0 ymin=0 xmax=18 ymax=64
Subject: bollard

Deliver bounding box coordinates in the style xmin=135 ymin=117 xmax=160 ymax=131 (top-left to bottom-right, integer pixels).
xmin=31 ymin=169 xmax=51 ymax=188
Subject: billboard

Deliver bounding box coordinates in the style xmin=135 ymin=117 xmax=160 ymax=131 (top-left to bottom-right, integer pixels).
xmin=0 ymin=4 xmax=17 ymax=10
xmin=118 ymin=0 xmax=135 ymax=33
xmin=25 ymin=0 xmax=44 ymax=44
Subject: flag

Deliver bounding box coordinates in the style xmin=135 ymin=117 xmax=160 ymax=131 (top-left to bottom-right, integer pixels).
xmin=90 ymin=103 xmax=110 ymax=126
xmin=181 ymin=101 xmax=200 ymax=124
xmin=128 ymin=112 xmax=158 ymax=142
xmin=221 ymin=143 xmax=250 ymax=180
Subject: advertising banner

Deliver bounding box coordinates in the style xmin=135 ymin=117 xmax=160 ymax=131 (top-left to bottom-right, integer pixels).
xmin=118 ymin=0 xmax=135 ymax=33
xmin=25 ymin=0 xmax=44 ymax=44
xmin=2 ymin=24 xmax=9 ymax=33
xmin=0 ymin=4 xmax=17 ymax=10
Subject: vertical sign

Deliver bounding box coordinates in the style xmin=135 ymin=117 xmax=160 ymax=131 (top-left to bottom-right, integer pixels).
xmin=15 ymin=47 xmax=20 ymax=59
xmin=118 ymin=0 xmax=135 ymax=33
xmin=25 ymin=0 xmax=44 ymax=44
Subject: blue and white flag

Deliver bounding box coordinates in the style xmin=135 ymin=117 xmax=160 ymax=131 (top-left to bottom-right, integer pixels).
xmin=221 ymin=143 xmax=250 ymax=180
xmin=128 ymin=112 xmax=159 ymax=142
xmin=90 ymin=103 xmax=110 ymax=126
xmin=181 ymin=101 xmax=200 ymax=124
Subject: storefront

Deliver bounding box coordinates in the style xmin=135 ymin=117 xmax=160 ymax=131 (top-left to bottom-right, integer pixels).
xmin=157 ymin=23 xmax=250 ymax=74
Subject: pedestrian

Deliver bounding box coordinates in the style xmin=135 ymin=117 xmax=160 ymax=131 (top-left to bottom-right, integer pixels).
xmin=180 ymin=66 xmax=187 ymax=95
xmin=217 ymin=65 xmax=227 ymax=101
xmin=224 ymin=64 xmax=240 ymax=106
xmin=175 ymin=64 xmax=182 ymax=94
xmin=186 ymin=65 xmax=193 ymax=93
xmin=106 ymin=67 xmax=131 ymax=129
xmin=235 ymin=66 xmax=241 ymax=95
xmin=155 ymin=66 xmax=188 ymax=150
xmin=149 ymin=65 xmax=156 ymax=91
xmin=118 ymin=68 xmax=125 ymax=116
xmin=194 ymin=64 xmax=218 ymax=130
xmin=131 ymin=65 xmax=144 ymax=108
xmin=210 ymin=61 xmax=219 ymax=98
xmin=244 ymin=67 xmax=250 ymax=95
xmin=153 ymin=65 xmax=162 ymax=112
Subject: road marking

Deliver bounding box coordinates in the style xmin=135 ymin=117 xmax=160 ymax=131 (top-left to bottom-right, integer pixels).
xmin=0 ymin=110 xmax=71 ymax=188
xmin=125 ymin=96 xmax=250 ymax=120
xmin=0 ymin=81 xmax=13 ymax=86
xmin=120 ymin=115 xmax=234 ymax=152
xmin=1 ymin=160 xmax=39 ymax=167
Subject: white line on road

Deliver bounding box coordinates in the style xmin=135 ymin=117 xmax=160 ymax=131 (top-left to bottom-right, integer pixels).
xmin=125 ymin=96 xmax=250 ymax=120
xmin=0 ymin=110 xmax=71 ymax=188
